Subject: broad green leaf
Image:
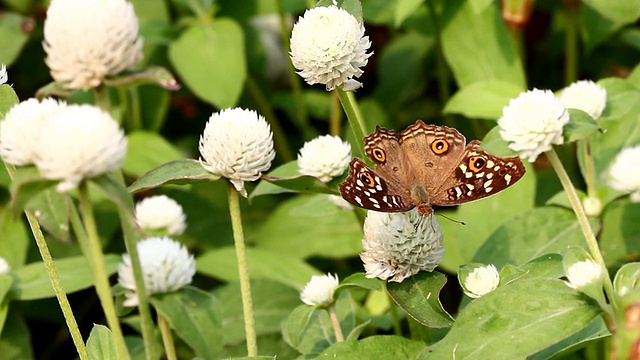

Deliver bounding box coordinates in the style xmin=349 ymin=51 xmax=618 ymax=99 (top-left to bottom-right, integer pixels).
xmin=600 ymin=202 xmax=640 ymax=268
xmin=0 ymin=276 xmax=14 ymax=333
xmin=582 ymin=0 xmax=640 ymax=24
xmin=441 ymin=0 xmax=525 ymax=88
xmin=337 ymin=273 xmax=384 ymax=294
xmin=0 ymin=207 xmax=29 ymax=269
xmin=12 ymin=254 xmax=121 ymax=300
xmin=151 ymin=287 xmax=223 ymax=360
xmin=528 ymin=317 xmax=609 ymax=360
xmin=563 ymin=109 xmax=601 ymax=143
xmin=25 ymin=188 xmax=71 ymax=242
xmin=613 ymin=262 xmax=640 ymax=296
xmin=444 ymin=80 xmax=524 ymax=120
xmin=0 ymin=312 xmax=33 ymax=360
xmin=423 ymin=279 xmax=602 ymax=358
xmin=87 ymin=324 xmax=116 ymax=360
xmin=581 ymin=5 xmax=627 ymax=53
xmin=473 ymin=207 xmax=595 ymax=268
xmin=255 ymin=194 xmax=362 ymax=259
xmin=500 ymin=254 xmax=565 ymax=286
xmin=0 ymin=84 xmax=19 ymax=118
xmin=316 ymin=0 xmax=363 ymax=22
xmin=251 ymin=162 xmax=339 ymax=198
xmin=0 ymin=12 xmax=32 ymax=66
xmin=197 ymin=247 xmax=320 ymax=289
xmin=168 ymin=19 xmax=245 ymax=109
xmin=387 ymin=271 xmax=454 ymax=328
xmin=9 ymin=166 xmax=57 ymax=216
xmin=320 ymin=335 xmax=424 ymax=358
xmin=281 ymin=305 xmax=316 ymax=350
xmin=128 ymin=159 xmax=219 ymax=193
xmin=394 ymin=0 xmax=424 ymax=27
xmin=123 ymin=131 xmax=185 ymax=177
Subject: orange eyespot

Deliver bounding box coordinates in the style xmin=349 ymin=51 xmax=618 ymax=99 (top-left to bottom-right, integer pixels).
xmin=359 ymin=172 xmax=375 ymax=187
xmin=432 ymin=139 xmax=449 ymax=154
xmin=469 ymin=156 xmax=486 ymax=172
xmin=372 ymin=148 xmax=386 ymax=162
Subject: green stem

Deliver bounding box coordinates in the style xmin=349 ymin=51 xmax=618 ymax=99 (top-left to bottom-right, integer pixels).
xmin=564 ymin=3 xmax=579 ymax=86
xmin=123 ymin=86 xmax=143 ymax=131
xmin=158 ymin=313 xmax=177 ymax=360
xmin=78 ymin=181 xmax=131 ymax=360
xmin=425 ymin=0 xmax=450 ymax=108
xmin=336 ymin=88 xmax=366 ymax=159
xmin=94 ymin=85 xmax=111 ymax=112
xmin=389 ymin=300 xmax=402 ymax=336
xmin=327 ymin=305 xmax=344 ymax=342
xmin=227 ymin=183 xmax=258 ymax=356
xmin=329 ymin=91 xmax=342 ymax=136
xmin=580 ymin=139 xmax=597 ymax=198
xmin=546 ymin=149 xmax=617 ymax=312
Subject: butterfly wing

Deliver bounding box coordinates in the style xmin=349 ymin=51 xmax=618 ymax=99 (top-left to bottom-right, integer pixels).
xmin=339 ymin=158 xmax=414 ymax=212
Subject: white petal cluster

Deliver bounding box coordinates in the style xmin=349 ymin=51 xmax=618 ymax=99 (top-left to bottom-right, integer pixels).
xmin=33 ymin=104 xmax=127 ymax=192
xmin=290 ymin=5 xmax=372 ymax=91
xmin=0 ymin=256 xmax=9 ymax=276
xmin=43 ymin=0 xmax=143 ymax=89
xmin=297 ymin=135 xmax=351 ymax=182
xmin=360 ymin=210 xmax=444 ymax=282
xmin=0 ymin=98 xmax=66 ymax=166
xmin=498 ymin=89 xmax=569 ymax=162
xmin=135 ymin=195 xmax=187 ymax=235
xmin=199 ymin=108 xmax=275 ymax=197
xmin=607 ymin=145 xmax=640 ymax=202
xmin=566 ymin=259 xmax=602 ymax=290
xmin=0 ymin=64 xmax=7 ymax=85
xmin=463 ymin=265 xmax=500 ymax=298
xmin=118 ymin=236 xmax=196 ymax=307
xmin=559 ymin=80 xmax=607 ymax=120
xmin=300 ymin=273 xmax=339 ymax=307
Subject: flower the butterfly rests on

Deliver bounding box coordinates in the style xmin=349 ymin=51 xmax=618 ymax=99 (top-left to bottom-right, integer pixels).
xmin=339 ymin=120 xmax=526 ymax=216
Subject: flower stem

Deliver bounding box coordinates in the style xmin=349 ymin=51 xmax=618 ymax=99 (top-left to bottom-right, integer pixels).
xmin=336 ymin=88 xmax=366 ymax=158
xmin=158 ymin=313 xmax=177 ymax=360
xmin=330 ymin=91 xmax=342 ymax=136
xmin=563 ymin=1 xmax=579 ymax=86
xmin=580 ymin=139 xmax=598 ymax=198
xmin=327 ymin=305 xmax=344 ymax=342
xmin=227 ymin=183 xmax=258 ymax=356
xmin=78 ymin=181 xmax=131 ymax=360
xmin=425 ymin=0 xmax=450 ymax=107
xmin=546 ymin=149 xmax=617 ymax=312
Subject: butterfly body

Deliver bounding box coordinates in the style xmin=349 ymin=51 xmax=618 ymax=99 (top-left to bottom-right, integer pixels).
xmin=339 ymin=120 xmax=526 ymax=215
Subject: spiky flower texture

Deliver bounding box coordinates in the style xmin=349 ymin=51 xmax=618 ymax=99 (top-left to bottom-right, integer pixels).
xmin=297 ymin=135 xmax=351 ymax=182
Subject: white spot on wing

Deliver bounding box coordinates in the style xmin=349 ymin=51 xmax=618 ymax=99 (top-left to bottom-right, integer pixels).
xmin=484 ymin=179 xmax=493 ymax=188
xmin=505 ymin=174 xmax=512 ymax=185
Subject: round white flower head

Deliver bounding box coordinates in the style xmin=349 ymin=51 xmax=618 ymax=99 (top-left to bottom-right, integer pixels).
xmin=297 ymin=135 xmax=351 ymax=182
xmin=118 ymin=236 xmax=196 ymax=307
xmin=290 ymin=5 xmax=372 ymax=91
xmin=498 ymin=89 xmax=569 ymax=162
xmin=43 ymin=0 xmax=143 ymax=89
xmin=135 ymin=195 xmax=187 ymax=235
xmin=328 ymin=194 xmax=354 ymax=211
xmin=582 ymin=196 xmax=602 ymax=217
xmin=559 ymin=80 xmax=607 ymax=120
xmin=608 ymin=145 xmax=640 ymax=202
xmin=0 ymin=256 xmax=10 ymax=276
xmin=300 ymin=273 xmax=340 ymax=307
xmin=33 ymin=104 xmax=127 ymax=192
xmin=199 ymin=108 xmax=275 ymax=197
xmin=0 ymin=98 xmax=66 ymax=166
xmin=0 ymin=64 xmax=7 ymax=85
xmin=566 ymin=259 xmax=602 ymax=290
xmin=463 ymin=264 xmax=500 ymax=298
xmin=360 ymin=210 xmax=444 ymax=283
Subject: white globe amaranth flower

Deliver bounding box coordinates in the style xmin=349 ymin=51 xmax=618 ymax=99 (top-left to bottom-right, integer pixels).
xmin=559 ymin=80 xmax=607 ymax=120
xmin=118 ymin=236 xmax=196 ymax=307
xmin=361 ymin=210 xmax=444 ymax=282
xmin=297 ymin=135 xmax=351 ymax=182
xmin=199 ymin=108 xmax=275 ymax=197
xmin=300 ymin=273 xmax=340 ymax=307
xmin=0 ymin=256 xmax=10 ymax=276
xmin=498 ymin=89 xmax=569 ymax=162
xmin=582 ymin=196 xmax=602 ymax=217
xmin=33 ymin=104 xmax=127 ymax=192
xmin=43 ymin=0 xmax=143 ymax=89
xmin=135 ymin=195 xmax=187 ymax=235
xmin=463 ymin=264 xmax=500 ymax=298
xmin=566 ymin=259 xmax=603 ymax=289
xmin=290 ymin=5 xmax=372 ymax=91
xmin=0 ymin=64 xmax=7 ymax=85
xmin=608 ymin=145 xmax=640 ymax=202
xmin=0 ymin=98 xmax=66 ymax=166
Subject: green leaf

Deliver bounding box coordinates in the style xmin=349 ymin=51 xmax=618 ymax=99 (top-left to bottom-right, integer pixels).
xmin=102 ymin=66 xmax=180 ymax=90
xmin=128 ymin=159 xmax=219 ymax=193
xmin=316 ymin=0 xmax=363 ymax=22
xmin=24 ymin=188 xmax=71 ymax=242
xmin=12 ymin=254 xmax=121 ymax=300
xmin=386 ymin=271 xmax=454 ymax=328
xmin=582 ymin=0 xmax=640 ymax=24
xmin=0 ymin=276 xmax=14 ymax=333
xmin=92 ymin=175 xmax=134 ymax=213
xmin=441 ymin=0 xmax=525 ymax=88
xmin=600 ymin=202 xmax=640 ymax=268
xmin=197 ymin=247 xmax=320 ymax=290
xmin=255 ymin=194 xmax=362 ymax=259
xmin=0 ymin=207 xmax=30 ymax=269
xmin=527 ymin=316 xmax=609 ymax=360
xmin=0 ymin=84 xmax=19 ymax=118
xmin=281 ymin=305 xmax=316 ymax=350
xmin=0 ymin=312 xmax=33 ymax=360
xmin=500 ymin=254 xmax=565 ymax=286
xmin=337 ymin=273 xmax=384 ymax=294
xmin=563 ymin=109 xmax=601 ymax=143
xmin=251 ymin=161 xmax=338 ymax=198
xmin=423 ymin=279 xmax=602 ymax=358
xmin=150 ymin=287 xmax=223 ymax=360
xmin=9 ymin=166 xmax=58 ymax=216
xmin=0 ymin=12 xmax=32 ymax=66
xmin=123 ymin=131 xmax=185 ymax=178
xmin=473 ymin=207 xmax=595 ymax=268
xmin=168 ymin=19 xmax=246 ymax=108
xmin=444 ymin=80 xmax=525 ymax=120
xmin=478 ymin=125 xmax=520 ymax=157
xmin=394 ymin=0 xmax=424 ymax=27
xmin=613 ymin=262 xmax=640 ymax=296
xmin=87 ymin=324 xmax=116 ymax=360
xmin=319 ymin=335 xmax=424 ymax=358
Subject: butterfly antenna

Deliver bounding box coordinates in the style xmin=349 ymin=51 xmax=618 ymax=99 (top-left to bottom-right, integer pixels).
xmin=436 ymin=212 xmax=466 ymax=225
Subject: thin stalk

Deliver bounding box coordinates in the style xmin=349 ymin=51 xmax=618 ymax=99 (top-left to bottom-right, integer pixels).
xmin=158 ymin=313 xmax=177 ymax=360
xmin=124 ymin=86 xmax=143 ymax=131
xmin=389 ymin=300 xmax=402 ymax=336
xmin=564 ymin=3 xmax=579 ymax=85
xmin=336 ymin=88 xmax=366 ymax=159
xmin=327 ymin=305 xmax=344 ymax=342
xmin=580 ymin=139 xmax=597 ymax=198
xmin=329 ymin=91 xmax=342 ymax=136
xmin=546 ymin=149 xmax=617 ymax=313
xmin=227 ymin=183 xmax=258 ymax=356
xmin=94 ymin=85 xmax=111 ymax=112
xmin=78 ymin=181 xmax=131 ymax=360
xmin=425 ymin=0 xmax=450 ymax=107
